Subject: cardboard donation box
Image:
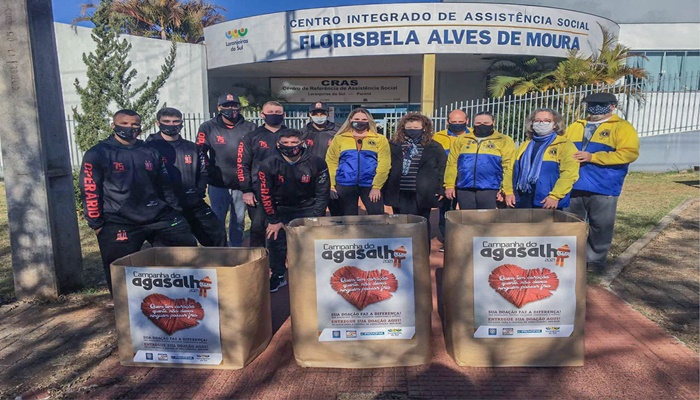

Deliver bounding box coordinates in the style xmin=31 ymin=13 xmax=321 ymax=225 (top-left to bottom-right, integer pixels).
xmin=111 ymin=247 xmax=271 ymax=369
xmin=286 ymin=215 xmax=432 ymax=368
xmin=443 ymin=209 xmax=587 ymax=367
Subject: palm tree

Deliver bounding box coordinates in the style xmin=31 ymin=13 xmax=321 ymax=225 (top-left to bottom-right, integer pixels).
xmin=588 ymin=26 xmax=648 ymax=84
xmin=74 ymin=0 xmax=226 ymax=44
xmin=486 ymin=57 xmax=558 ymax=97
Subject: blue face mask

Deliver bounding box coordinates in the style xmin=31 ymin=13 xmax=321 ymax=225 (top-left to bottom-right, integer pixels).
xmin=586 ymin=103 xmax=612 ymax=116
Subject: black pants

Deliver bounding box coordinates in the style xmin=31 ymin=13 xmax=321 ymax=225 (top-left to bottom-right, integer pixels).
xmin=438 ymin=197 xmax=458 ymax=240
xmin=328 ymin=198 xmax=343 ymax=217
xmin=96 ymin=211 xmax=197 ymax=295
xmin=456 ymin=189 xmax=498 ymax=210
xmin=247 ymin=201 xmax=267 ymax=248
xmin=267 ymin=209 xmax=315 ymax=277
xmin=392 ymin=190 xmax=432 ymax=239
xmin=183 ymin=201 xmax=226 ymax=247
xmin=336 ymin=185 xmax=384 ymax=216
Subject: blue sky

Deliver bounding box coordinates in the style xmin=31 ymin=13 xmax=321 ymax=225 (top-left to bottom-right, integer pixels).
xmin=52 ymin=0 xmax=440 ymax=25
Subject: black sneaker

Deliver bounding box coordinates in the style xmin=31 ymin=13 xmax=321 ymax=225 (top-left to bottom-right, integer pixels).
xmin=270 ymin=274 xmax=288 ymax=293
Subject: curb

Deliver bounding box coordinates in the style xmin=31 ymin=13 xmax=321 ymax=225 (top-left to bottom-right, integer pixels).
xmin=600 ymin=197 xmax=698 ymax=287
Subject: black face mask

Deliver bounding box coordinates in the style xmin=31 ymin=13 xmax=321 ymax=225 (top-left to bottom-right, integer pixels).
xmin=351 ymin=121 xmax=370 ymax=131
xmin=448 ymin=123 xmax=467 ymax=133
xmin=473 ymin=124 xmax=494 ymax=138
xmin=277 ymin=142 xmax=304 ymax=158
xmin=160 ymin=123 xmax=183 ymax=137
xmin=114 ymin=125 xmax=140 ymax=141
xmin=404 ymin=129 xmax=424 ymax=142
xmin=264 ymin=113 xmax=284 ymax=126
xmin=220 ymin=108 xmax=239 ymax=121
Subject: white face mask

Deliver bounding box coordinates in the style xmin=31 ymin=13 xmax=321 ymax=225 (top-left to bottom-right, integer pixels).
xmin=311 ymin=116 xmax=327 ymax=125
xmin=532 ymin=121 xmax=555 ymax=136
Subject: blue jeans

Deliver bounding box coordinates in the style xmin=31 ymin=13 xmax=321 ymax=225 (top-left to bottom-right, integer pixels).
xmin=208 ymin=186 xmax=246 ymax=247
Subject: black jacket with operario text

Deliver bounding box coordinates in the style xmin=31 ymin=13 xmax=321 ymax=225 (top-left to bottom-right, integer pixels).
xmin=257 ymin=150 xmax=330 ymax=224
xmin=145 ymin=133 xmax=208 ymax=208
xmin=79 ymin=136 xmax=180 ymax=230
xmin=300 ymin=120 xmax=339 ymax=159
xmin=196 ymin=114 xmax=256 ymax=189
xmin=237 ymin=125 xmax=283 ymax=194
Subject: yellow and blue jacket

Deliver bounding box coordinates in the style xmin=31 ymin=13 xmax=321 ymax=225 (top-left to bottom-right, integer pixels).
xmin=326 ymin=131 xmax=391 ymax=189
xmin=444 ymin=131 xmax=516 ymax=194
xmin=433 ymin=128 xmax=471 ymax=154
xmin=565 ymin=115 xmax=639 ymax=196
xmin=513 ymin=135 xmax=580 ymax=208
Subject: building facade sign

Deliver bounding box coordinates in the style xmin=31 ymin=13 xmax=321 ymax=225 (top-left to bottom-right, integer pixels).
xmin=271 ymin=77 xmax=409 ymax=103
xmin=205 ymin=3 xmax=619 ymax=69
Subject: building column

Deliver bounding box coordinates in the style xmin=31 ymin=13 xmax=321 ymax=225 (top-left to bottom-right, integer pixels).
xmin=421 ymin=54 xmax=436 ymax=117
xmin=0 ymin=1 xmax=83 ymax=299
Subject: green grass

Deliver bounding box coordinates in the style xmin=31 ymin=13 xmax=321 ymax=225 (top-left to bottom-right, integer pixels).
xmin=610 ymin=171 xmax=699 ymax=260
xmin=0 ymin=172 xmax=698 ymax=302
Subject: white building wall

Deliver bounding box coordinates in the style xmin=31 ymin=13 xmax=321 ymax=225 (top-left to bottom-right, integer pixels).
xmin=618 ymin=24 xmax=700 ymax=50
xmin=54 ymin=23 xmax=209 ymax=117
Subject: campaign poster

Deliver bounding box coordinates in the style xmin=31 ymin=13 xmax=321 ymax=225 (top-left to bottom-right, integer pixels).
xmin=125 ymin=267 xmax=222 ymax=365
xmin=473 ymin=236 xmax=577 ymax=339
xmin=315 ymin=238 xmax=415 ymax=341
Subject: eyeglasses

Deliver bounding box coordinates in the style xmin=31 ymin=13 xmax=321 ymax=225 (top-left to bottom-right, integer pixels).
xmin=533 ymin=120 xmax=553 ymax=123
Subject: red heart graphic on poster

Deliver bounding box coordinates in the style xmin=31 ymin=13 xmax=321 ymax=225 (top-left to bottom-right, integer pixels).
xmin=141 ymin=293 xmax=205 ymax=335
xmin=330 ymin=266 xmax=398 ymax=310
xmin=488 ymin=264 xmax=560 ymax=308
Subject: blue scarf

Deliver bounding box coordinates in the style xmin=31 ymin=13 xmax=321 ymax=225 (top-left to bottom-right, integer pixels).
xmin=516 ymin=133 xmax=557 ymax=193
xmin=401 ymin=139 xmax=419 ymax=175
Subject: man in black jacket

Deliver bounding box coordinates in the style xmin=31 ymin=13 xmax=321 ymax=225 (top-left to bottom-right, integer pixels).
xmin=80 ymin=109 xmax=197 ymax=295
xmin=146 ymin=107 xmax=225 ymax=247
xmin=258 ymin=128 xmax=330 ymax=292
xmin=196 ymin=93 xmax=256 ymax=246
xmin=237 ymin=101 xmax=286 ymax=247
xmin=300 ymin=101 xmax=342 ymax=216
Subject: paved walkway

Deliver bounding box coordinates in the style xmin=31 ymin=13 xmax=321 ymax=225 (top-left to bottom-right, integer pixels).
xmin=66 ymin=240 xmax=698 ymax=400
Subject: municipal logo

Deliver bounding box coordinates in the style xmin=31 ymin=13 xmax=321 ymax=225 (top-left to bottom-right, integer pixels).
xmin=488 ymin=328 xmax=497 ymax=336
xmin=332 ymin=330 xmax=341 ymax=339
xmin=225 ymin=28 xmax=248 ymax=39
xmin=502 ymin=328 xmax=514 ymax=335
xmin=346 ymin=330 xmax=357 ymax=338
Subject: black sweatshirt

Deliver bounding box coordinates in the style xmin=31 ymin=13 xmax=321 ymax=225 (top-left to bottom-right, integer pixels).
xmin=300 ymin=121 xmax=339 ymax=159
xmin=257 ymin=150 xmax=330 ymax=224
xmin=196 ymin=114 xmax=256 ymax=189
xmin=145 ymin=133 xmax=207 ymax=208
xmin=79 ymin=136 xmax=180 ymax=230
xmin=237 ymin=125 xmax=283 ymax=194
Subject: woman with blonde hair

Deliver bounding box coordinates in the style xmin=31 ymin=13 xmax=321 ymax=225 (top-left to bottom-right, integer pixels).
xmin=383 ymin=113 xmax=446 ymax=236
xmin=325 ymin=108 xmax=391 ymax=215
xmin=511 ymin=108 xmax=579 ymax=209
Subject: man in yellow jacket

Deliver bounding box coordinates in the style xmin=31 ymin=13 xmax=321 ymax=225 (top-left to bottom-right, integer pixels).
xmin=564 ymin=92 xmax=640 ymax=273
xmin=434 ymin=109 xmax=470 ymax=251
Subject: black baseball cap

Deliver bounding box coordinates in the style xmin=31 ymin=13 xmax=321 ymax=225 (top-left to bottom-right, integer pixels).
xmin=583 ymin=92 xmax=618 ymax=104
xmin=308 ymin=101 xmax=329 ymax=113
xmin=217 ymin=93 xmax=241 ymax=106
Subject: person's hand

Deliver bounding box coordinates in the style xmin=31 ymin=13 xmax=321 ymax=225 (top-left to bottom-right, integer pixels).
xmin=445 ymin=188 xmax=456 ymax=200
xmin=573 ymin=151 xmax=592 ymax=163
xmin=368 ymin=188 xmax=381 ymax=202
xmin=243 ymin=192 xmax=257 ymax=206
xmin=505 ymin=194 xmax=516 ymax=208
xmin=330 ymin=188 xmax=338 ymax=200
xmin=541 ymin=196 xmax=559 ymax=209
xmin=437 ymin=195 xmax=444 ymax=201
xmin=95 ymin=227 xmax=102 ymax=235
xmin=496 ymin=191 xmax=504 ymax=202
xmin=266 ymin=222 xmax=284 ymax=240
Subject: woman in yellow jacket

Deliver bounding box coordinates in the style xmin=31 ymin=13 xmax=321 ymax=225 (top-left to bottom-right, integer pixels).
xmin=325 ymin=108 xmax=391 ymax=215
xmin=511 ymin=108 xmax=579 ymax=209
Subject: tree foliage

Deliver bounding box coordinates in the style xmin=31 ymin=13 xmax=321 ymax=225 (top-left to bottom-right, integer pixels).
xmin=72 ymin=0 xmax=177 ymax=152
xmin=74 ymin=0 xmax=226 ymax=43
xmin=487 ymin=26 xmax=648 ymax=98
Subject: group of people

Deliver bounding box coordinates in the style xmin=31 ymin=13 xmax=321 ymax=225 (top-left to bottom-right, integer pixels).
xmin=80 ymin=91 xmax=639 ymax=295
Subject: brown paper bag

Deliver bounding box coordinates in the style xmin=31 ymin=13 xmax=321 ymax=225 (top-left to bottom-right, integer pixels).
xmin=286 ymin=215 xmax=432 ymax=368
xmin=111 ymin=247 xmax=271 ymax=369
xmin=443 ymin=209 xmax=587 ymax=367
